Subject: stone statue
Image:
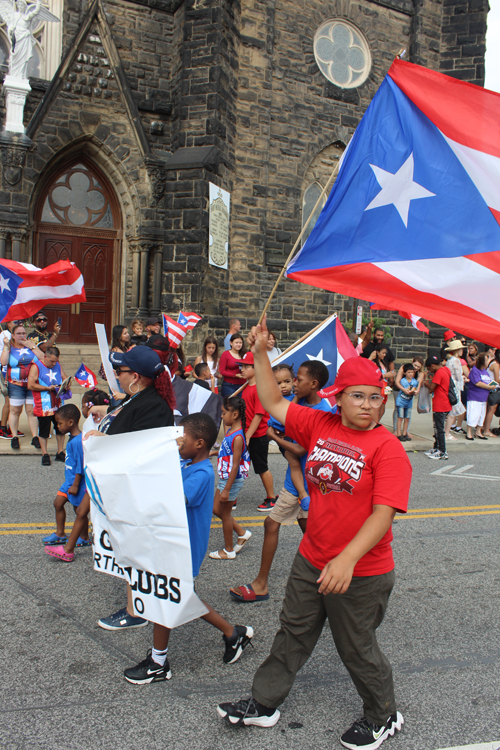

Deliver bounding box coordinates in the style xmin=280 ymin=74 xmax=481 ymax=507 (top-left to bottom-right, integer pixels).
xmin=0 ymin=0 xmax=59 ymax=80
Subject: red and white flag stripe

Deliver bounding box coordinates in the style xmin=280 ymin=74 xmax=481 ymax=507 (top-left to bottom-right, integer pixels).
xmin=0 ymin=259 xmax=85 ymax=322
xmin=163 ymin=314 xmax=187 ymax=348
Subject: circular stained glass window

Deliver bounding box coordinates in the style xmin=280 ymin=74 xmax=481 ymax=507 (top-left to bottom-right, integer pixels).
xmin=314 ymin=20 xmax=371 ymax=89
xmin=41 ymin=163 xmax=114 ymax=228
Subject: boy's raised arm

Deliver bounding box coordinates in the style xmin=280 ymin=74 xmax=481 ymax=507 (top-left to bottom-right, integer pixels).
xmin=250 ymin=316 xmax=291 ymax=427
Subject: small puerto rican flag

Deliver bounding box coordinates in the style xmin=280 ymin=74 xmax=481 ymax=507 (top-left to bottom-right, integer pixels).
xmin=178 ymin=310 xmax=202 ymax=331
xmin=74 ymin=363 xmax=98 ymax=388
xmin=163 ymin=314 xmax=188 ymax=349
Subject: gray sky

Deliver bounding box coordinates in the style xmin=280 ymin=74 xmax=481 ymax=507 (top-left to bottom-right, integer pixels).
xmin=485 ymin=0 xmax=500 ymax=92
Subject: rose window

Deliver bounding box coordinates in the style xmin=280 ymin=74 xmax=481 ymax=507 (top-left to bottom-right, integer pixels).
xmin=41 ymin=164 xmax=114 ymax=228
xmin=314 ymin=20 xmax=371 ymax=89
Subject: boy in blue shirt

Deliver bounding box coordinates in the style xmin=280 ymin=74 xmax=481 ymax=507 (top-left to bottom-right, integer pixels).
xmin=395 ymin=363 xmax=419 ymax=441
xmin=230 ymin=360 xmax=332 ymax=602
xmin=124 ymin=413 xmax=254 ymax=685
xmin=42 ymin=403 xmax=89 ymax=547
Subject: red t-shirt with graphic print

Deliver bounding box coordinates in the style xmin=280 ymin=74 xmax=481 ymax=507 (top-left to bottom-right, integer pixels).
xmin=285 ymin=403 xmax=412 ymax=576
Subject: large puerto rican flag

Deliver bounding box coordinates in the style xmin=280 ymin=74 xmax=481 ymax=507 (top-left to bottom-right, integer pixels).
xmin=0 ymin=259 xmax=85 ymax=322
xmin=286 ymin=59 xmax=500 ymax=347
xmin=271 ymin=314 xmax=356 ymax=389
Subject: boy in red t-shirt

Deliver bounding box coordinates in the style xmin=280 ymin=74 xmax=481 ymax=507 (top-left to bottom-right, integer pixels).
xmin=217 ymin=319 xmax=412 ymax=750
xmin=240 ymin=352 xmax=276 ymax=511
xmin=423 ymin=354 xmax=452 ymax=461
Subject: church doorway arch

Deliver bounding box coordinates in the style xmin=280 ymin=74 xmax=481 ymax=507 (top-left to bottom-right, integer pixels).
xmin=34 ymin=158 xmax=122 ymax=344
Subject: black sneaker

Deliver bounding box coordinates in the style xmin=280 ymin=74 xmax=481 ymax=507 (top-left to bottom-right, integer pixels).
xmin=41 ymin=454 xmax=51 ymax=466
xmin=257 ymin=498 xmax=276 ymax=513
xmin=31 ymin=436 xmax=41 ymax=449
xmin=98 ymin=607 xmax=149 ymax=631
xmin=55 ymin=451 xmax=65 ymax=462
xmin=223 ymin=625 xmax=254 ymax=664
xmin=340 ymin=712 xmax=404 ymax=750
xmin=11 ymin=436 xmax=19 ymax=449
xmin=124 ymin=650 xmax=172 ymax=684
xmin=217 ymin=697 xmax=280 ymax=727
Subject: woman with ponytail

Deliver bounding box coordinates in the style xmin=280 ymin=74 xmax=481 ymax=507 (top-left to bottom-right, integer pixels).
xmin=209 ymin=396 xmax=252 ymax=560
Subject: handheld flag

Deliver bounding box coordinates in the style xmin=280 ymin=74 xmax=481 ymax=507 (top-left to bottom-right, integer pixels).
xmin=0 ymin=259 xmax=85 ymax=322
xmin=74 ymin=363 xmax=98 ymax=388
xmin=163 ymin=314 xmax=187 ymax=349
xmin=271 ymin=315 xmax=356 ymax=388
xmin=178 ymin=311 xmax=202 ymax=331
xmin=370 ymin=302 xmax=429 ymax=335
xmin=0 ymin=264 xmax=23 ymax=322
xmin=286 ymin=59 xmax=500 ymax=347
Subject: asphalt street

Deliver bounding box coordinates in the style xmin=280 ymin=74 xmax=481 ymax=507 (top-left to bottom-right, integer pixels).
xmin=1 ymin=450 xmax=500 ymax=750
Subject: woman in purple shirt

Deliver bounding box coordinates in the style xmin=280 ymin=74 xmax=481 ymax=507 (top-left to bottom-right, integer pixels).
xmin=466 ymin=352 xmax=498 ymax=440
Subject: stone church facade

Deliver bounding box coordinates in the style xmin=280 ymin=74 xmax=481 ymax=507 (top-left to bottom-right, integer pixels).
xmin=0 ymin=0 xmax=489 ymax=357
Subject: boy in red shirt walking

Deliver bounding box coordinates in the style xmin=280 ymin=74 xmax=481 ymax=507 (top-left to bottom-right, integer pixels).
xmin=240 ymin=352 xmax=276 ymax=512
xmin=217 ymin=318 xmax=412 ymax=750
xmin=423 ymin=354 xmax=452 ymax=461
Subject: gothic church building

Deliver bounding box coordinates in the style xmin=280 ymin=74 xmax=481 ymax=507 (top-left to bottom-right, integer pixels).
xmin=0 ymin=0 xmax=489 ymax=354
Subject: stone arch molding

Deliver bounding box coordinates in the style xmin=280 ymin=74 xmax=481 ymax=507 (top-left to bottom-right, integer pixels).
xmin=300 ymin=141 xmax=346 ymax=244
xmin=30 ymin=134 xmax=144 ymax=237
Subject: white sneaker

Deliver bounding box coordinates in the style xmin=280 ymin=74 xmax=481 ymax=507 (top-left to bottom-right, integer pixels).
xmin=424 ymin=448 xmax=438 ymax=456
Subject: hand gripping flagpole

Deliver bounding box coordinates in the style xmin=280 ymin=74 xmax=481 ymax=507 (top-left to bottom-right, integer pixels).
xmin=257 ymin=156 xmax=342 ymax=325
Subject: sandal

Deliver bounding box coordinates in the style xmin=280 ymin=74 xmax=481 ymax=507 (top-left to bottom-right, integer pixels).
xmin=229 ymin=584 xmax=270 ymax=602
xmin=475 ymin=434 xmax=488 ymax=440
xmin=209 ymin=548 xmax=236 ymax=560
xmin=44 ymin=544 xmax=74 ymax=563
xmin=234 ymin=530 xmax=252 ymax=554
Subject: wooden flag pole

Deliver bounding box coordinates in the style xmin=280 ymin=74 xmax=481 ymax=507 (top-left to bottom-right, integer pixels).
xmin=257 ymin=157 xmax=342 ymax=325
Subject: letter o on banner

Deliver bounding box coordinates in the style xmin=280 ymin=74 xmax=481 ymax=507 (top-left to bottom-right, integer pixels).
xmin=134 ymin=597 xmax=145 ymax=615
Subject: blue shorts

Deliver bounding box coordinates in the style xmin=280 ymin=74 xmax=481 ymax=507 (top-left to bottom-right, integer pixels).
xmin=218 ymin=476 xmax=245 ymax=502
xmin=397 ymin=405 xmax=411 ymax=419
xmin=7 ymin=382 xmax=33 ymax=406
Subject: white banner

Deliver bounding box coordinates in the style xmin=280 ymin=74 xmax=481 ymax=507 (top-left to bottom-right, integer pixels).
xmin=95 ymin=323 xmax=119 ymax=394
xmin=84 ymin=426 xmax=208 ymax=629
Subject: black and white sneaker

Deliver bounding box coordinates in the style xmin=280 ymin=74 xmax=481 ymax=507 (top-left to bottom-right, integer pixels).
xmin=341 ymin=712 xmax=404 ymax=750
xmin=124 ymin=650 xmax=172 ymax=684
xmin=217 ymin=697 xmax=280 ymax=727
xmin=427 ymin=450 xmax=448 ymax=460
xmin=223 ymin=625 xmax=254 ymax=664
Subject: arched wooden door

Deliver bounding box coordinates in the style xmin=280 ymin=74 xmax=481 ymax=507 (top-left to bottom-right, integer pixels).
xmin=35 ymin=161 xmax=121 ymax=344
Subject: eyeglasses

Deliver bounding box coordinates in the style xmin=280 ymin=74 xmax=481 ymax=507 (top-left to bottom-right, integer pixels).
xmin=35 ymin=318 xmax=47 ymax=323
xmin=345 ymin=392 xmax=384 ymax=407
xmin=114 ymin=367 xmax=132 ymax=374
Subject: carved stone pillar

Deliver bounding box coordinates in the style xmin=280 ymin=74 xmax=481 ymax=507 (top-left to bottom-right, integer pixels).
xmin=11 ymin=230 xmax=25 ymax=261
xmin=0 ymin=229 xmax=8 ymax=259
xmin=130 ymin=243 xmax=140 ymax=311
xmin=138 ymin=241 xmax=151 ymax=317
xmin=151 ymin=247 xmax=163 ymax=316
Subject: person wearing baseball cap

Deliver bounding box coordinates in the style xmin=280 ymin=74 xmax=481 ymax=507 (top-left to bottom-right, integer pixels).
xmin=422 ymin=354 xmax=453 ymax=459
xmin=217 ymin=317 xmax=411 ymax=750
xmin=83 ymin=344 xmax=176 ymax=631
xmin=145 ymin=317 xmax=161 ymax=338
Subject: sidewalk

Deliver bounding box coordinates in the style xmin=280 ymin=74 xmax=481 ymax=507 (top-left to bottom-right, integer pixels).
xmin=2 ymin=395 xmax=500 ymax=457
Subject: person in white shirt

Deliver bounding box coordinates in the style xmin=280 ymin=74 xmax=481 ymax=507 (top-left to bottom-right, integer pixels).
xmin=266 ymin=331 xmax=282 ymax=363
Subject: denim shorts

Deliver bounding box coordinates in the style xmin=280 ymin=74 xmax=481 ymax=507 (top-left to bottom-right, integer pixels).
xmin=218 ymin=476 xmax=245 ymax=502
xmin=396 ymin=405 xmax=411 ymax=419
xmin=7 ymin=381 xmax=34 ymax=406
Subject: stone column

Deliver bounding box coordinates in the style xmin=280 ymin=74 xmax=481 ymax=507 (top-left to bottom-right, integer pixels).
xmin=11 ymin=230 xmax=25 ymax=261
xmin=130 ymin=243 xmax=140 ymax=311
xmin=0 ymin=229 xmax=8 ymax=259
xmin=138 ymin=241 xmax=150 ymax=317
xmin=151 ymin=247 xmax=163 ymax=316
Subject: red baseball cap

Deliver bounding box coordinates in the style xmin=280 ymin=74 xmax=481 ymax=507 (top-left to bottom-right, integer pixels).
xmin=318 ymin=357 xmax=385 ymax=399
xmin=443 ymin=329 xmax=456 ymax=341
xmin=239 ymin=351 xmax=254 ymax=365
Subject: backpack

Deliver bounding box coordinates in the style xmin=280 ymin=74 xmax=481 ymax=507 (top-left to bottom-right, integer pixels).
xmin=447 ymin=371 xmax=458 ymax=406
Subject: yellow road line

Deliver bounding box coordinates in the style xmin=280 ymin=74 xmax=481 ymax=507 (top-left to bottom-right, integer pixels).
xmin=0 ymin=528 xmax=56 ymax=536
xmin=3 ymin=504 xmax=500 ymax=537
xmin=0 ymin=522 xmax=55 ymax=528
